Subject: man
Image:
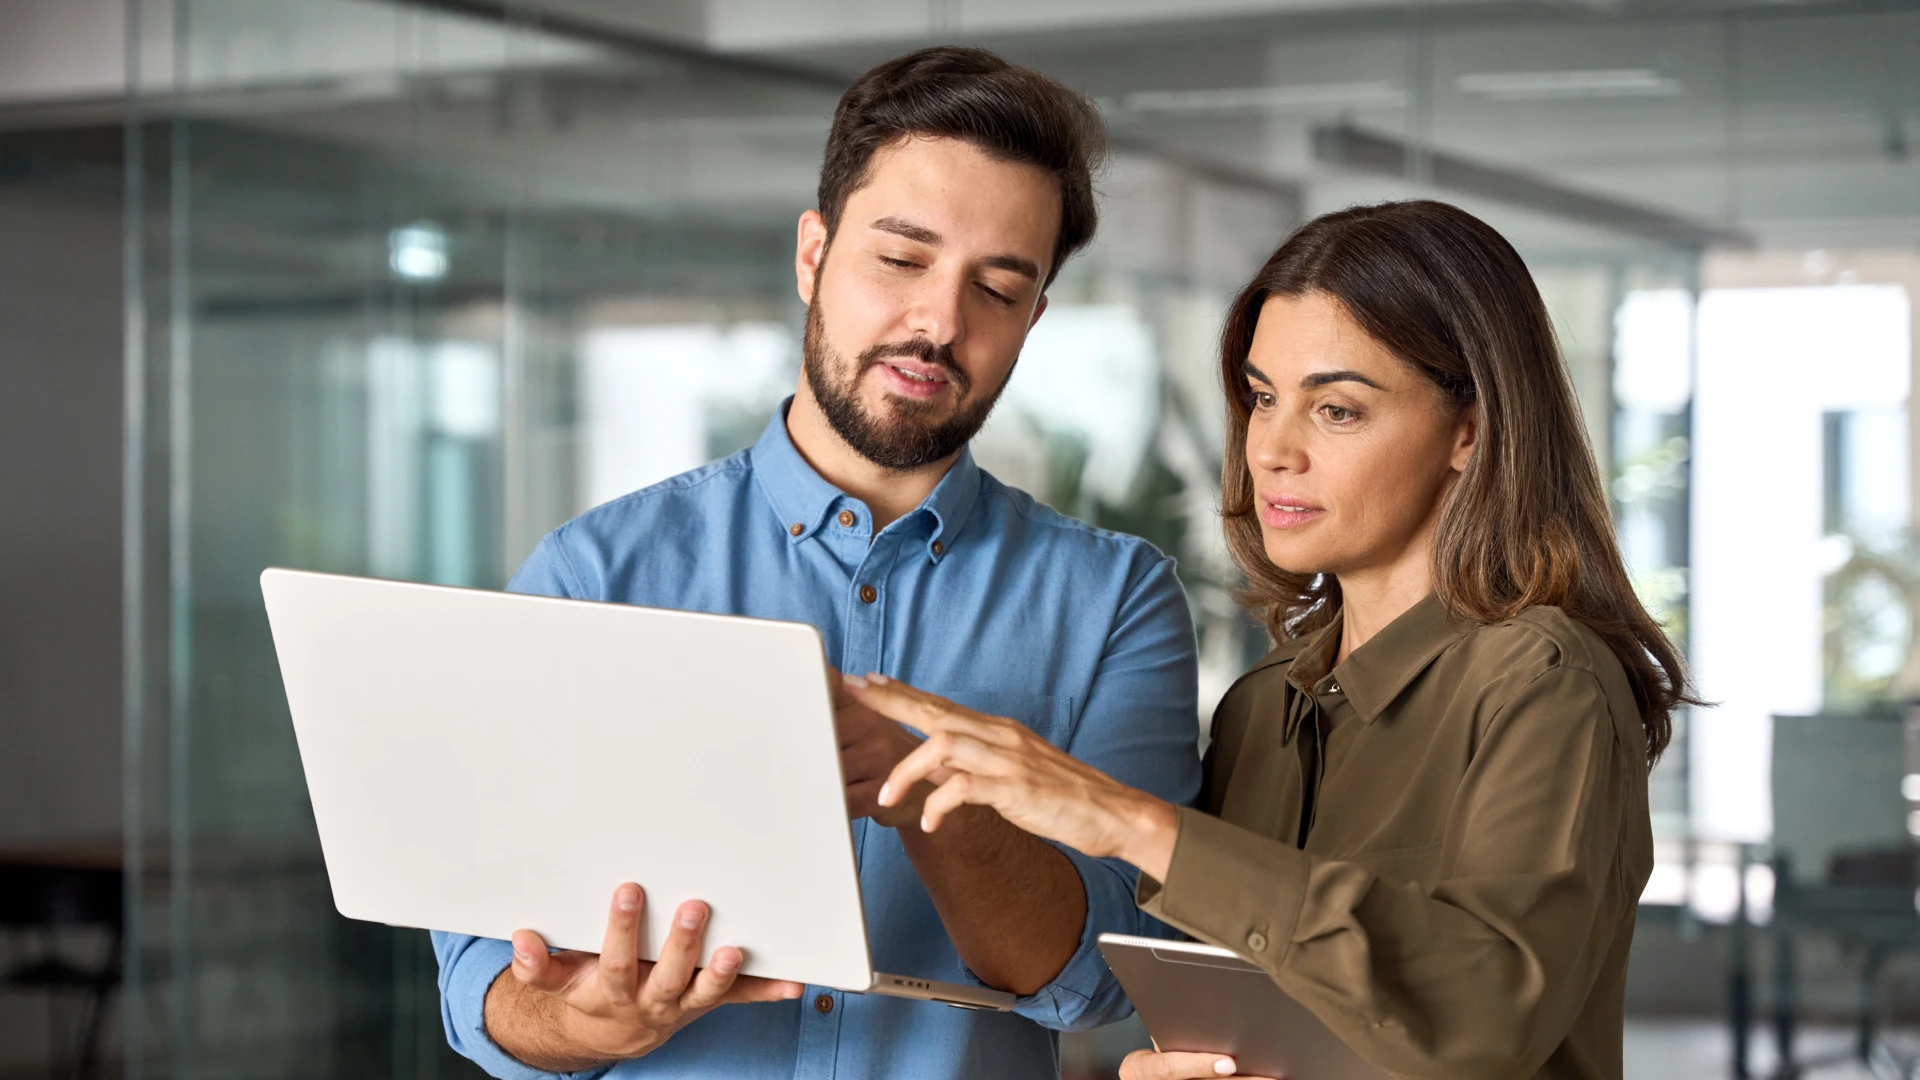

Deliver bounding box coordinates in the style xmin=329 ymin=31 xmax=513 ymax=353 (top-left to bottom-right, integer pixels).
xmin=432 ymin=46 xmax=1202 ymax=1080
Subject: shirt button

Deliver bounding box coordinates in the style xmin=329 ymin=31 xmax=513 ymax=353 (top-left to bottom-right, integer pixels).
xmin=931 ymin=540 xmax=945 ymax=555
xmin=814 ymin=992 xmax=835 ymax=1014
xmin=859 ymin=584 xmax=877 ymax=604
xmin=788 ymin=523 xmax=803 ymax=537
xmin=837 ymin=510 xmax=856 ymax=528
xmin=1247 ymin=931 xmax=1269 ymax=952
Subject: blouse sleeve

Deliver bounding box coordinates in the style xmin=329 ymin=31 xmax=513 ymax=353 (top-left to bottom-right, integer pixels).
xmin=1137 ymin=664 xmax=1648 ymax=1080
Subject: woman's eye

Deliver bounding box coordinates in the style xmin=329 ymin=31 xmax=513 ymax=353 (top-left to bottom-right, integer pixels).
xmin=1249 ymin=389 xmax=1276 ymax=410
xmin=1321 ymin=404 xmax=1356 ymax=423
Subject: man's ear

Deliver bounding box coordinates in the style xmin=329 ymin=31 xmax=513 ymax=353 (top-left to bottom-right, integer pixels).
xmin=1028 ymin=292 xmax=1049 ymax=331
xmin=1450 ymin=405 xmax=1478 ymax=473
xmin=795 ymin=209 xmax=829 ymax=306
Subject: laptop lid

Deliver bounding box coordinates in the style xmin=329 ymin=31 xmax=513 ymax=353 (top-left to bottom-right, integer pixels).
xmin=260 ymin=567 xmax=875 ymax=992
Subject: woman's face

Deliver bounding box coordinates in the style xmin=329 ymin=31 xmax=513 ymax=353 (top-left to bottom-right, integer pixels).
xmin=1242 ymin=291 xmax=1475 ymax=582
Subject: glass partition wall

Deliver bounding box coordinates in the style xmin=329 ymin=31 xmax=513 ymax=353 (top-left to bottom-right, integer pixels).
xmin=122 ymin=1 xmax=1919 ymax=1076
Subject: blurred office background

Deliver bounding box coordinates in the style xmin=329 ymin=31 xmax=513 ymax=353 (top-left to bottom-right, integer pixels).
xmin=0 ymin=0 xmax=1916 ymax=1077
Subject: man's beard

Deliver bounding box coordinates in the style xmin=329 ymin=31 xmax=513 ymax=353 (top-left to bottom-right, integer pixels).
xmin=802 ymin=295 xmax=1011 ymax=472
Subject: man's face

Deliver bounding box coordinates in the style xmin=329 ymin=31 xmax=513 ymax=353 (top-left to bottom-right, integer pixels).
xmin=795 ymin=135 xmax=1060 ymax=471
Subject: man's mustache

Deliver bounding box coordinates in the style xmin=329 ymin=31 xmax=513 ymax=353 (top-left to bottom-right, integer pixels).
xmin=857 ymin=339 xmax=970 ymax=395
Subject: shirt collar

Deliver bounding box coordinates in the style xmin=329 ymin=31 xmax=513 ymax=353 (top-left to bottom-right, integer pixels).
xmin=749 ymin=398 xmax=982 ymax=561
xmin=1285 ymin=592 xmax=1474 ymax=725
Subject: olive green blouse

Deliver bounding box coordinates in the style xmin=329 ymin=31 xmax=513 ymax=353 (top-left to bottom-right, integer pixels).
xmin=1136 ymin=593 xmax=1652 ymax=1080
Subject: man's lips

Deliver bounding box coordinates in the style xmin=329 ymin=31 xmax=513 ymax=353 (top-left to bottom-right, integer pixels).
xmin=873 ymin=358 xmax=954 ymax=400
xmin=1258 ymin=496 xmax=1325 ymax=530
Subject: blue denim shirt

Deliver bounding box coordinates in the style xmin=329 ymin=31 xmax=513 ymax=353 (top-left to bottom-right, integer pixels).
xmin=432 ymin=402 xmax=1203 ymax=1080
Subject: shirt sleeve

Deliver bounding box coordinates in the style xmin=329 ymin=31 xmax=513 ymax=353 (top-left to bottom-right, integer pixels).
xmin=1137 ymin=664 xmax=1643 ymax=1080
xmin=976 ymin=552 xmax=1204 ymax=1031
xmin=430 ymin=532 xmax=602 ymax=1080
xmin=430 ymin=931 xmax=610 ymax=1080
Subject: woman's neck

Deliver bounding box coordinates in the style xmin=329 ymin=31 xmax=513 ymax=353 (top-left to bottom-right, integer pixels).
xmin=1334 ymin=544 xmax=1437 ymax=665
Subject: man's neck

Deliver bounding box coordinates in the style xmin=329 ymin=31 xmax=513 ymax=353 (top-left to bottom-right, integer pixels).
xmin=786 ymin=383 xmax=958 ymax=532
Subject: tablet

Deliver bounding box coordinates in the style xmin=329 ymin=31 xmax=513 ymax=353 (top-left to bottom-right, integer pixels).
xmin=1098 ymin=934 xmax=1393 ymax=1079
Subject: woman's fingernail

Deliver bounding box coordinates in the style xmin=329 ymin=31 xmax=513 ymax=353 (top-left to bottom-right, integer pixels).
xmin=1215 ymin=1058 xmax=1236 ymax=1075
xmin=919 ymin=814 xmax=933 ymax=832
xmin=867 ymin=672 xmax=891 ymax=684
xmin=878 ymin=782 xmax=893 ymax=806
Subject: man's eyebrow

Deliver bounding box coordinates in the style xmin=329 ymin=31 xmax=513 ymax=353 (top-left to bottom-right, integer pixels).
xmin=1301 ymin=370 xmax=1384 ymax=390
xmin=870 ymin=216 xmax=942 ymax=246
xmin=983 ymin=254 xmax=1040 ymax=282
xmin=869 ymin=216 xmax=1040 ymax=282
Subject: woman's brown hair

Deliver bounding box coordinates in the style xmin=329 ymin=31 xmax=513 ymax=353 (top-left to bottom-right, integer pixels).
xmin=1219 ymin=200 xmax=1695 ymax=764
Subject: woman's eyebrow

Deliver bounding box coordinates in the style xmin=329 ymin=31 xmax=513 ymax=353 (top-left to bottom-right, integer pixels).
xmin=1240 ymin=359 xmax=1273 ymax=385
xmin=1300 ymin=369 xmax=1384 ymax=390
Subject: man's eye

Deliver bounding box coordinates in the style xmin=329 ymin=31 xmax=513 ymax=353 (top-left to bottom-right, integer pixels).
xmin=880 ymin=256 xmax=918 ymax=269
xmin=979 ymin=283 xmax=1015 ymax=306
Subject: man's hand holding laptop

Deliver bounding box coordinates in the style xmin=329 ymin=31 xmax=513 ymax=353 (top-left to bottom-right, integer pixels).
xmin=481 ymin=667 xmax=944 ymax=1073
xmin=488 ymin=884 xmax=804 ymax=1072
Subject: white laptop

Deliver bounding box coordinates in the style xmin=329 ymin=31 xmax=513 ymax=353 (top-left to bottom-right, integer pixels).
xmin=259 ymin=567 xmax=1014 ymax=1011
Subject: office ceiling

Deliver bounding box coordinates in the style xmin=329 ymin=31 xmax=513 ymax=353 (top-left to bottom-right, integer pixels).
xmin=5 ymin=0 xmax=1913 ymax=304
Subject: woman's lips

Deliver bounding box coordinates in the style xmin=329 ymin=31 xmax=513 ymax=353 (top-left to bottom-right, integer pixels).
xmin=1258 ymin=498 xmax=1325 ymax=529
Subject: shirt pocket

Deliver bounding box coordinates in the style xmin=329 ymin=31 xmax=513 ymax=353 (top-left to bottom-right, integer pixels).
xmin=918 ymin=687 xmax=1076 ymax=749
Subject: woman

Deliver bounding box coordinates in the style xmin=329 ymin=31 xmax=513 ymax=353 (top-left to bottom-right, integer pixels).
xmin=846 ymin=200 xmax=1696 ymax=1080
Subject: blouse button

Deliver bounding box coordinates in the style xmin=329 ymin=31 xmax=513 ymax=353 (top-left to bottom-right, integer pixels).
xmin=814 ymin=992 xmax=835 ymax=1014
xmin=837 ymin=510 xmax=857 ymax=528
xmin=1246 ymin=930 xmax=1269 ymax=952
xmin=788 ymin=523 xmax=804 ymax=537
xmin=931 ymin=540 xmax=945 ymax=556
xmin=859 ymin=584 xmax=878 ymax=604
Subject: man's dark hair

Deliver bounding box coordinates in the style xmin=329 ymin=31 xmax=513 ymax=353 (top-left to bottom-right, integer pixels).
xmin=817 ymin=46 xmax=1105 ymax=289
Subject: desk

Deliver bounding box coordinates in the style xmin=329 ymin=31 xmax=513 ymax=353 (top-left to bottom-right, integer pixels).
xmin=0 ymin=845 xmax=123 ymax=1080
xmin=1729 ymin=849 xmax=1920 ymax=1079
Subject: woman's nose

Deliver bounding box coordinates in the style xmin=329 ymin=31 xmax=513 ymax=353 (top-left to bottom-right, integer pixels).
xmin=1246 ymin=412 xmax=1307 ymax=473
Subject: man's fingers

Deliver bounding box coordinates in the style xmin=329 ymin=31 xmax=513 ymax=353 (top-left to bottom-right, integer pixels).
xmin=677 ymin=946 xmax=744 ymax=1011
xmin=510 ymin=930 xmax=574 ymax=993
xmin=640 ymin=901 xmax=708 ymax=1005
xmin=1119 ymin=1049 xmax=1252 ymax=1080
xmin=720 ymin=974 xmax=806 ymax=1006
xmin=595 ymin=883 xmax=646 ymax=1002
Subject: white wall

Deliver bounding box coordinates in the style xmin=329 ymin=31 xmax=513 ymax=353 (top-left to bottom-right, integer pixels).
xmin=0 ymin=185 xmax=124 ymax=848
xmin=0 ymin=0 xmax=126 ymax=104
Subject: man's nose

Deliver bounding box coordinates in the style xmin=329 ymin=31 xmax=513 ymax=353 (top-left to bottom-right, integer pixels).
xmin=901 ymin=270 xmax=965 ymax=348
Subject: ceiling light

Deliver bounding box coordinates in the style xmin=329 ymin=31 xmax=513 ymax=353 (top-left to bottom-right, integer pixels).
xmin=388 ymin=222 xmax=449 ymax=282
xmin=1112 ymin=80 xmax=1407 ymax=115
xmin=1456 ymin=69 xmax=1681 ymax=100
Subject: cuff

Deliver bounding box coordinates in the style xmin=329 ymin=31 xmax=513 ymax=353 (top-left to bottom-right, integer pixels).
xmin=431 ymin=931 xmax=610 ymax=1080
xmin=956 ymin=843 xmax=1144 ymax=1032
xmin=1134 ymin=806 xmax=1310 ymax=971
